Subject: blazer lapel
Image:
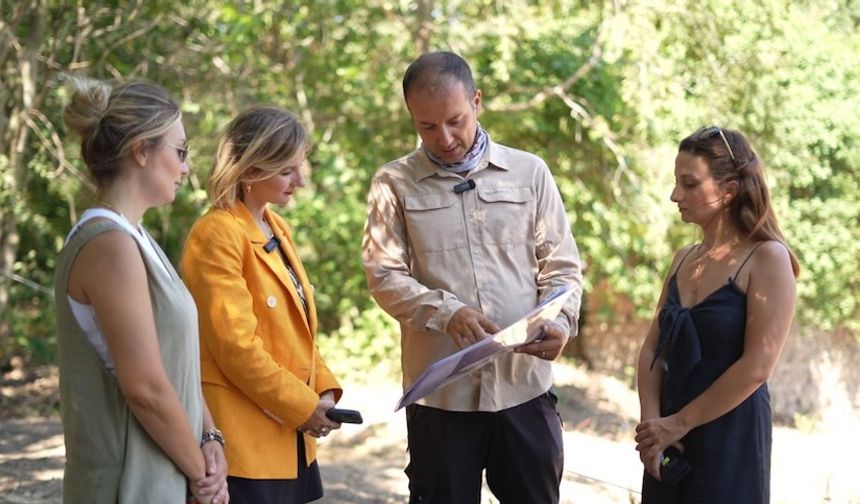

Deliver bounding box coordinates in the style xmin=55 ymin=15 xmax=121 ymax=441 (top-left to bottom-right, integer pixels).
xmin=232 ymin=204 xmax=313 ymax=333
xmin=267 ymin=208 xmax=317 ymax=335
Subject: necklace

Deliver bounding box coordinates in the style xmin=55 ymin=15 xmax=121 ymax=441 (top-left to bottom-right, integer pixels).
xmin=95 ymin=199 xmax=122 ymax=215
xmin=94 ymin=200 xmax=132 ymax=225
xmin=690 ymin=246 xmax=714 ymax=304
xmin=690 ymin=244 xmax=728 ymax=304
xmin=94 ymin=199 xmax=136 ymax=232
xmin=689 ymin=240 xmax=738 ymax=304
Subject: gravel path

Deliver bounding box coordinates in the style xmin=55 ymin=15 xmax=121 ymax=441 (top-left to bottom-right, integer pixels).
xmin=1 ymin=363 xmax=858 ymax=503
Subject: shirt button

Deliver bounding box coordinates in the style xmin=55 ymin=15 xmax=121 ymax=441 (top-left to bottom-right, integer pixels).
xmin=266 ymin=295 xmax=277 ymax=308
xmin=472 ymin=249 xmax=480 ymax=255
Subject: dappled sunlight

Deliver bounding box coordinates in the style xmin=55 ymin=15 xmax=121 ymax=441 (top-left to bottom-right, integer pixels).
xmin=1 ymin=2 xmax=858 ymax=504
xmin=0 ymin=362 xmax=857 ymax=502
xmin=0 ymin=419 xmax=64 ymax=499
xmin=312 ymin=361 xmax=860 ymax=503
xmin=0 ymin=420 xmax=63 ymax=459
xmin=316 ymin=377 xmax=409 ymax=503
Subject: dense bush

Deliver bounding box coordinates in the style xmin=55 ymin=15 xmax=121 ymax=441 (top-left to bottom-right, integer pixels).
xmin=2 ymin=1 xmax=858 ymax=369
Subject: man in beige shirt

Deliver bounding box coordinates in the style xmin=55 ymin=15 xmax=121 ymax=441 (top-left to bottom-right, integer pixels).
xmin=362 ymin=51 xmax=583 ymax=503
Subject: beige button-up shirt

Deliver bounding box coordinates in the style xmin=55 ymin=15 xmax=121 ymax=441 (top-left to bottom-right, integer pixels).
xmin=362 ymin=139 xmax=583 ymax=411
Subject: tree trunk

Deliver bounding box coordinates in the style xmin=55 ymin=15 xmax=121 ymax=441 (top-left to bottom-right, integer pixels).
xmin=0 ymin=1 xmax=44 ymax=364
xmin=415 ymin=0 xmax=433 ymax=54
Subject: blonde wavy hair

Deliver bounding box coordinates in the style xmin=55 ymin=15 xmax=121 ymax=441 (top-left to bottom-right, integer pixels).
xmin=207 ymin=106 xmax=310 ymax=209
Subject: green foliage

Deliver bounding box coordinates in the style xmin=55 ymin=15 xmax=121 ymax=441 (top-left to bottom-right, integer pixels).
xmin=2 ymin=0 xmax=859 ymax=370
xmin=316 ymin=304 xmax=401 ymax=380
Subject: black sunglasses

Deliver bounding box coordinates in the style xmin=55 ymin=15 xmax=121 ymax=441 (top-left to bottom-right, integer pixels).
xmin=700 ymin=127 xmax=735 ymax=161
xmin=165 ymin=143 xmax=190 ymax=163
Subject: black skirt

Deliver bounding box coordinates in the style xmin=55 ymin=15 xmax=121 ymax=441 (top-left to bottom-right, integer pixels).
xmin=227 ymin=433 xmax=324 ymax=504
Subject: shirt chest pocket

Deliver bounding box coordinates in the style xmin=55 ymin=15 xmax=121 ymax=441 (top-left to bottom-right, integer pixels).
xmin=477 ymin=187 xmax=534 ymax=246
xmin=403 ymin=193 xmax=466 ymax=253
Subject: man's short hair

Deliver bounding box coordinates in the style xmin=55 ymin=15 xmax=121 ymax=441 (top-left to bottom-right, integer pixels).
xmin=402 ymin=51 xmax=476 ymax=101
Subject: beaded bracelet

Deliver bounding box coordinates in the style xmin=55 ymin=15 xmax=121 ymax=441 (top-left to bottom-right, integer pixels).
xmin=201 ymin=427 xmax=225 ymax=447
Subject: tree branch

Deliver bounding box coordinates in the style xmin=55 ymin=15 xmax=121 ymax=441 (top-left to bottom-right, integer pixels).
xmin=486 ymin=34 xmax=603 ymax=113
xmin=20 ymin=108 xmax=93 ymax=190
xmin=0 ymin=0 xmax=28 ymax=66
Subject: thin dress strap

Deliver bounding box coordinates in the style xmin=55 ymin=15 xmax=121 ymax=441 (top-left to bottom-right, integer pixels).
xmin=672 ymin=244 xmax=700 ymax=277
xmin=732 ymin=241 xmax=767 ymax=282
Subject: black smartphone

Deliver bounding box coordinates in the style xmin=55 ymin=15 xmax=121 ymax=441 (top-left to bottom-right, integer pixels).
xmin=660 ymin=446 xmax=691 ymax=485
xmin=325 ymin=408 xmax=363 ymax=424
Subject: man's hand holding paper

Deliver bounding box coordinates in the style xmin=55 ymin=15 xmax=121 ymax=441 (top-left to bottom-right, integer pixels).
xmin=447 ymin=306 xmax=501 ymax=349
xmin=396 ymin=286 xmax=576 ymax=410
xmin=514 ymin=321 xmax=568 ymax=361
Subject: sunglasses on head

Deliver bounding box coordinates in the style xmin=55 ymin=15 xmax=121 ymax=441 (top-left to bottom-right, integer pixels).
xmin=700 ymin=126 xmax=735 ymax=161
xmin=165 ymin=142 xmax=190 ymax=163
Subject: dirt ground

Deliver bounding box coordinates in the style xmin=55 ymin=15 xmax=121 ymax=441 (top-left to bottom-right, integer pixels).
xmin=1 ymin=362 xmax=859 ymax=504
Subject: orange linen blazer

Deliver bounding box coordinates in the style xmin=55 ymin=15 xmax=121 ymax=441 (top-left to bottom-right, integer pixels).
xmin=181 ymin=203 xmax=342 ymax=479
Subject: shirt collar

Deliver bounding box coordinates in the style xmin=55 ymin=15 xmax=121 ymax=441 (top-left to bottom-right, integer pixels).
xmin=412 ymin=137 xmax=511 ymax=183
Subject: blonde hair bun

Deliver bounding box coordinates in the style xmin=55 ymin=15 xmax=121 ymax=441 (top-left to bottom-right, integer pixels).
xmin=61 ymin=77 xmax=180 ymax=186
xmin=63 ymin=76 xmax=111 ymax=139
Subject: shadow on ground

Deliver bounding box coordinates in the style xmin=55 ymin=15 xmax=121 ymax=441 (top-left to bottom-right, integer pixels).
xmin=0 ymin=418 xmax=64 ymax=504
xmin=316 ymin=421 xmax=410 ymax=503
xmin=555 ymin=383 xmax=636 ymax=439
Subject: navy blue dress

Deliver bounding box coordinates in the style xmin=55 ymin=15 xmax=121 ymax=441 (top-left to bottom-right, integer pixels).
xmin=642 ymin=248 xmax=771 ymax=504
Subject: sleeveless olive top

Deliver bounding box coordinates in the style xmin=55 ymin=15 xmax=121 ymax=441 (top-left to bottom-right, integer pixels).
xmin=55 ymin=217 xmax=203 ymax=503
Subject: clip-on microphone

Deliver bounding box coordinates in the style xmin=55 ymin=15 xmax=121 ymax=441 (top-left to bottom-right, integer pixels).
xmin=453 ymin=179 xmax=476 ymax=194
xmin=263 ymin=236 xmax=280 ymax=253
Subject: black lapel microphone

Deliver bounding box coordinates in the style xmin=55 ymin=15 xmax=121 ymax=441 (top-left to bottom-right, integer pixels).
xmin=453 ymin=179 xmax=476 ymax=194
xmin=263 ymin=236 xmax=281 ymax=253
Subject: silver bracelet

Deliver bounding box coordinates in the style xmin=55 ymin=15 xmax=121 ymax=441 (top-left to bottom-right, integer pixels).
xmin=201 ymin=427 xmax=225 ymax=447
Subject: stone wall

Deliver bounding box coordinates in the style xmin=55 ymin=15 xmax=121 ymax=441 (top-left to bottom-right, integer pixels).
xmin=569 ymin=313 xmax=860 ymax=426
xmin=770 ymin=326 xmax=860 ymax=426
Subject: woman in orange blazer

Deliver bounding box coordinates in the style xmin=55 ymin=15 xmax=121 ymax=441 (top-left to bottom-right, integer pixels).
xmin=182 ymin=106 xmax=342 ymax=504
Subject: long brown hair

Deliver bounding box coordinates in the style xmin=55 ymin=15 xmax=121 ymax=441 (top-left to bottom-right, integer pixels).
xmin=679 ymin=127 xmax=800 ymax=277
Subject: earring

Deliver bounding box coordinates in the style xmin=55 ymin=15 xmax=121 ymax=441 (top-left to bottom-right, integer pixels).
xmin=246 ymin=184 xmax=252 ymax=192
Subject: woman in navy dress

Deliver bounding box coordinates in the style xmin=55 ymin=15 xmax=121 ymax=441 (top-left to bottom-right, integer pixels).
xmin=636 ymin=127 xmax=799 ymax=503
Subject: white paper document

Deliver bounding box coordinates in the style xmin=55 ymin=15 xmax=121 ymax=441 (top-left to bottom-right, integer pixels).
xmin=395 ymin=286 xmax=575 ymax=410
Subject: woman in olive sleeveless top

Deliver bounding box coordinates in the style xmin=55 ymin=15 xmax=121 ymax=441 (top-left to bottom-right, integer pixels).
xmin=55 ymin=78 xmax=228 ymax=503
xmin=635 ymin=127 xmax=800 ymax=504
